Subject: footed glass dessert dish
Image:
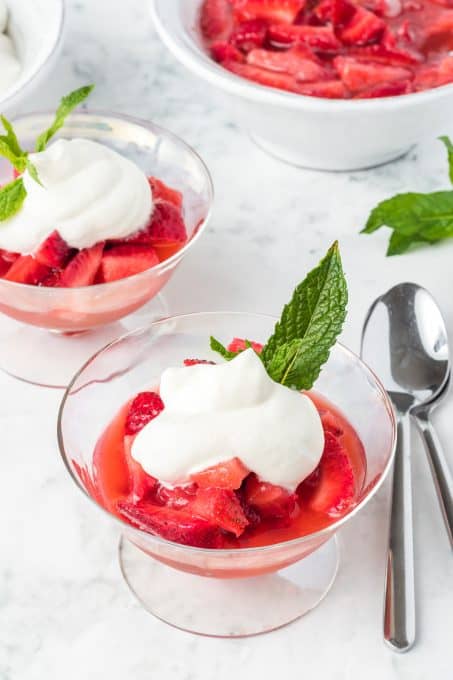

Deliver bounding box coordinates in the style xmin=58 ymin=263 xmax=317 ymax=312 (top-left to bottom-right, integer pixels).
xmin=58 ymin=312 xmax=396 ymax=637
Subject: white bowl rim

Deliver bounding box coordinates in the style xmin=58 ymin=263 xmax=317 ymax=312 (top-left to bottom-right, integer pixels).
xmin=57 ymin=310 xmax=397 ymax=557
xmin=0 ymin=0 xmax=65 ymax=110
xmin=150 ymin=0 xmax=453 ymax=112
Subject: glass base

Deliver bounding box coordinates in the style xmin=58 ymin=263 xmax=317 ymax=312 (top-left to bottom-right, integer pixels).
xmin=118 ymin=535 xmax=340 ymax=638
xmin=0 ymin=295 xmax=169 ymax=389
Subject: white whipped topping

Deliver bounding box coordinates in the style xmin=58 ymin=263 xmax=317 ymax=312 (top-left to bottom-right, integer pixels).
xmin=0 ymin=138 xmax=153 ymax=253
xmin=0 ymin=1 xmax=20 ymax=95
xmin=132 ymin=349 xmax=325 ymax=491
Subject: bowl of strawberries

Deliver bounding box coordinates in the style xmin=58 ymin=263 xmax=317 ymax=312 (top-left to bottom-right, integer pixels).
xmin=58 ymin=246 xmax=396 ymax=636
xmin=151 ymin=0 xmax=453 ymax=170
xmin=0 ymin=86 xmax=213 ymax=387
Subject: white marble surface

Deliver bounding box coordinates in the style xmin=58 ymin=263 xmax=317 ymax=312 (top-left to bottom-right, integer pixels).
xmin=1 ymin=0 xmax=453 ymax=678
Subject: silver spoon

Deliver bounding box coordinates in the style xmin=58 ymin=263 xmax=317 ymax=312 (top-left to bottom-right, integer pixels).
xmin=361 ymin=282 xmax=452 ymax=652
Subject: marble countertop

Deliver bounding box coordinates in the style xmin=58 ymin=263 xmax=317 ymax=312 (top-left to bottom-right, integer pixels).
xmin=2 ymin=0 xmax=453 ymax=678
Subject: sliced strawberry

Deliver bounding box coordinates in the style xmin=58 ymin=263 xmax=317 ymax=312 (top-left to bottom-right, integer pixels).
xmin=40 ymin=268 xmax=63 ymax=287
xmin=200 ymin=0 xmax=234 ymax=41
xmin=223 ymin=58 xmax=306 ymax=91
xmin=339 ymin=6 xmax=386 ymax=45
xmin=149 ymin=177 xmax=183 ymax=210
xmin=227 ymin=337 xmax=264 ymax=353
xmin=298 ymin=432 xmax=355 ymax=516
xmin=154 ymin=482 xmax=197 ymax=509
xmin=34 ymin=230 xmax=72 ymax=268
xmin=3 ymin=255 xmax=50 ymax=285
xmin=314 ymin=0 xmax=356 ymax=27
xmin=244 ymin=474 xmax=296 ymax=523
xmin=347 ymin=44 xmax=422 ymax=66
xmin=0 ymin=248 xmax=19 ymax=264
xmin=230 ymin=18 xmax=269 ymax=51
xmin=124 ymin=435 xmax=157 ymax=502
xmin=334 ymin=55 xmax=411 ymax=92
xmin=59 ymin=242 xmax=104 ymax=287
xmin=183 ymin=358 xmax=216 ymax=366
xmin=125 ymin=391 xmax=164 ymax=436
xmin=247 ymin=47 xmax=328 ymax=81
xmin=232 ymin=0 xmax=306 ymax=24
xmin=147 ymin=201 xmax=187 ymax=244
xmin=268 ymin=23 xmax=342 ymax=51
xmin=354 ymin=77 xmax=412 ymax=96
xmin=414 ymin=55 xmax=453 ymax=89
xmin=297 ymin=79 xmax=346 ymax=97
xmin=117 ymin=500 xmax=225 ymax=548
xmin=318 ymin=408 xmax=344 ymax=437
xmin=211 ymin=41 xmax=245 ymax=63
xmin=189 ymin=487 xmax=249 ymax=536
xmin=99 ymin=244 xmax=159 ymax=283
xmin=191 ymin=457 xmax=249 ymax=490
xmin=0 ymin=256 xmax=11 ymax=277
xmin=420 ymin=12 xmax=453 ymax=54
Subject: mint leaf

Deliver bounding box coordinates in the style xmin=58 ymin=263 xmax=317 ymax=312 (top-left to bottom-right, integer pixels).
xmin=0 ymin=115 xmax=25 ymax=158
xmin=25 ymin=158 xmax=43 ymax=187
xmin=210 ymin=336 xmax=240 ymax=361
xmin=35 ymin=84 xmax=94 ymax=152
xmin=0 ymin=178 xmax=27 ymax=221
xmin=440 ymin=136 xmax=453 ymax=186
xmin=263 ymin=242 xmax=348 ymax=390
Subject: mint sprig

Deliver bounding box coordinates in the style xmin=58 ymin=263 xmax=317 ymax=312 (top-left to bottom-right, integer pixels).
xmin=211 ymin=242 xmax=348 ymax=391
xmin=362 ymin=136 xmax=453 ymax=255
xmin=35 ymin=85 xmax=94 ymax=152
xmin=0 ymin=84 xmax=94 ymax=222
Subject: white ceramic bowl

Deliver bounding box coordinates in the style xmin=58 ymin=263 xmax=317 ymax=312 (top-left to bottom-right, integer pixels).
xmin=151 ymin=0 xmax=453 ymax=171
xmin=0 ymin=0 xmax=64 ymax=113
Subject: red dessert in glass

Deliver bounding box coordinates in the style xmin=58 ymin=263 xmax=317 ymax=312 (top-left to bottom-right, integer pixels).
xmin=200 ymin=0 xmax=453 ymax=98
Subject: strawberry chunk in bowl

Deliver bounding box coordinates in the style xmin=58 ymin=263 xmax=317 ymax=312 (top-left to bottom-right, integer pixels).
xmin=151 ymin=0 xmax=453 ymax=169
xmin=58 ymin=304 xmax=395 ymax=635
xmin=0 ymin=94 xmax=213 ymax=387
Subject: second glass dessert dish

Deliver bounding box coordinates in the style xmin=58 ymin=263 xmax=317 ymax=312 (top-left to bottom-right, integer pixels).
xmin=58 ymin=247 xmax=396 ymax=637
xmin=0 ymin=100 xmax=213 ymax=387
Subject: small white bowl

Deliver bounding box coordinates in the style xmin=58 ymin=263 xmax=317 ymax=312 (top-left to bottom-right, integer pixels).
xmin=151 ymin=0 xmax=453 ymax=171
xmin=0 ymin=0 xmax=64 ymax=113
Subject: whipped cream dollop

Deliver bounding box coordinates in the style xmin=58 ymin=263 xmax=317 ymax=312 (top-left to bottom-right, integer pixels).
xmin=0 ymin=2 xmax=21 ymax=94
xmin=0 ymin=138 xmax=153 ymax=253
xmin=132 ymin=349 xmax=325 ymax=491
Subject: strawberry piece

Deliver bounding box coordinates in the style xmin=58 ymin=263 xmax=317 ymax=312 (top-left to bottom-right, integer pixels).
xmin=318 ymin=408 xmax=344 ymax=436
xmin=230 ymin=18 xmax=269 ymax=52
xmin=414 ymin=55 xmax=453 ymax=89
xmin=59 ymin=242 xmax=104 ymax=287
xmin=334 ymin=55 xmax=411 ymax=92
xmin=247 ymin=47 xmax=328 ymax=81
xmin=232 ymin=0 xmax=306 ymax=24
xmin=191 ymin=457 xmax=249 ymax=490
xmin=189 ymin=487 xmax=249 ymax=537
xmin=298 ymin=432 xmax=355 ymax=516
xmin=0 ymin=256 xmax=11 ymax=277
xmin=339 ymin=7 xmax=386 ymax=46
xmin=0 ymin=248 xmax=19 ymax=264
xmin=297 ymin=79 xmax=346 ymax=97
xmin=155 ymin=482 xmax=197 ymax=509
xmin=211 ymin=41 xmax=245 ymax=63
xmin=117 ymin=500 xmax=225 ymax=548
xmin=353 ymin=78 xmax=412 ymax=97
xmin=34 ymin=230 xmax=72 ymax=268
xmin=147 ymin=201 xmax=187 ymax=244
xmin=124 ymin=435 xmax=157 ymax=502
xmin=348 ymin=44 xmax=422 ymax=66
xmin=3 ymin=255 xmax=50 ymax=285
xmin=99 ymin=244 xmax=159 ymax=283
xmin=244 ymin=474 xmax=296 ymax=522
xmin=125 ymin=391 xmax=164 ymax=435
xmin=149 ymin=177 xmax=183 ymax=210
xmin=183 ymin=358 xmax=216 ymax=366
xmin=200 ymin=0 xmax=233 ymax=41
xmin=314 ymin=0 xmax=356 ymax=27
xmin=40 ymin=268 xmax=63 ymax=287
xmin=268 ymin=23 xmax=342 ymax=51
xmin=421 ymin=13 xmax=453 ymax=54
xmin=227 ymin=337 xmax=264 ymax=353
xmin=223 ymin=58 xmax=307 ymax=91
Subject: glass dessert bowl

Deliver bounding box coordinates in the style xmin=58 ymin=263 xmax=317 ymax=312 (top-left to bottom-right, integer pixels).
xmin=58 ymin=311 xmax=396 ymax=637
xmin=0 ymin=111 xmax=213 ymax=387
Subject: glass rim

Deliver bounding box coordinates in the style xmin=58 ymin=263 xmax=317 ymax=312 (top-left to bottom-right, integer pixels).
xmin=57 ymin=310 xmax=397 ymax=556
xmin=0 ymin=110 xmax=214 ymax=292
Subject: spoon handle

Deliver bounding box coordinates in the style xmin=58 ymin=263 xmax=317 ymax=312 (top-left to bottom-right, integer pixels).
xmin=384 ymin=412 xmax=415 ymax=653
xmin=413 ymin=410 xmax=453 ymax=549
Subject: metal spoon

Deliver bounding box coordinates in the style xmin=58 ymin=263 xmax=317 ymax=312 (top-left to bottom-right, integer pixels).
xmin=361 ymin=282 xmax=451 ymax=652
